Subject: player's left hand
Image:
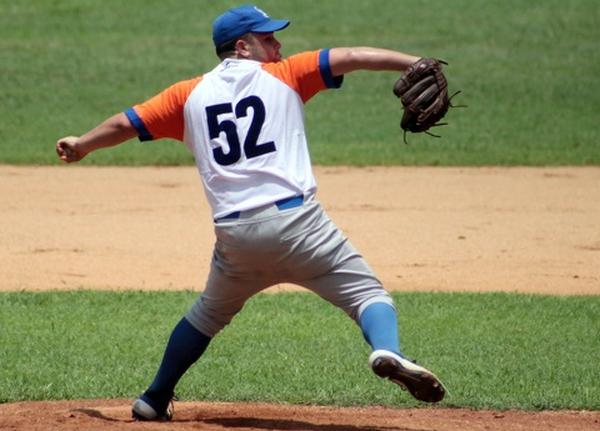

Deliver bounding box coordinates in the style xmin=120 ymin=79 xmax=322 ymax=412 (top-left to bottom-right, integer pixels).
xmin=56 ymin=136 xmax=89 ymax=163
xmin=393 ymin=58 xmax=462 ymax=144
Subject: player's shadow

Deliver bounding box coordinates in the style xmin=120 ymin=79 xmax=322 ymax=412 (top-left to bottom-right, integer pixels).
xmin=202 ymin=416 xmax=426 ymax=431
xmin=72 ymin=409 xmax=428 ymax=431
xmin=71 ymin=409 xmax=122 ymax=422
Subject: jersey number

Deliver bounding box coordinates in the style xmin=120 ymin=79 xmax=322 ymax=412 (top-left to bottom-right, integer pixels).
xmin=206 ymin=96 xmax=275 ymax=166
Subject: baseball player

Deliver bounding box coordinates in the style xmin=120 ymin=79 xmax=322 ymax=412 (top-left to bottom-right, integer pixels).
xmin=56 ymin=4 xmax=446 ymax=421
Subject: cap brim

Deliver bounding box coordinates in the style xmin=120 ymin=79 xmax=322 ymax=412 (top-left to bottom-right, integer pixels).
xmin=252 ymin=19 xmax=290 ymax=33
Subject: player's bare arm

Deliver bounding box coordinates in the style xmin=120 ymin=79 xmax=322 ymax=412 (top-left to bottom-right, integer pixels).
xmin=329 ymin=47 xmax=420 ymax=76
xmin=56 ymin=112 xmax=136 ymax=163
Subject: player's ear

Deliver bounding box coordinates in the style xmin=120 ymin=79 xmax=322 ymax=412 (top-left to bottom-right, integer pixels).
xmin=235 ymin=36 xmax=253 ymax=59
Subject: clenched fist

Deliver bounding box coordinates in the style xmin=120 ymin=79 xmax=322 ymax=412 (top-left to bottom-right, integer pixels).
xmin=56 ymin=136 xmax=89 ymax=163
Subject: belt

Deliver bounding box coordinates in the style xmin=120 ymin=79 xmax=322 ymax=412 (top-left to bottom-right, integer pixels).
xmin=215 ymin=194 xmax=304 ymax=222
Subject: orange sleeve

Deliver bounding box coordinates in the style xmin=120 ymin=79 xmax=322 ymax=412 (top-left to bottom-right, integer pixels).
xmin=262 ymin=49 xmax=344 ymax=103
xmin=125 ymin=76 xmax=202 ymax=142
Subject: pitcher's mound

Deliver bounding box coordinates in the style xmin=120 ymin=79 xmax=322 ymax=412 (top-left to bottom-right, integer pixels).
xmin=1 ymin=399 xmax=598 ymax=431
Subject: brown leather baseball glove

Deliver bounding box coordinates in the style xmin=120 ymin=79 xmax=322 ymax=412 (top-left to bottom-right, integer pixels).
xmin=394 ymin=58 xmax=459 ymax=143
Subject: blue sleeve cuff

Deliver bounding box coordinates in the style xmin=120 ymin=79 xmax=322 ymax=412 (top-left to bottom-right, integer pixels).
xmin=319 ymin=48 xmax=344 ymax=89
xmin=124 ymin=108 xmax=153 ymax=142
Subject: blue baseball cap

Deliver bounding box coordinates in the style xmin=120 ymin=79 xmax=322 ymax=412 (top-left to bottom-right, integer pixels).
xmin=212 ymin=4 xmax=290 ymax=48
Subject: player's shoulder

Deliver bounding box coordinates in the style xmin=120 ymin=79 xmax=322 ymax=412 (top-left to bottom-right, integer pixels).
xmin=153 ymin=74 xmax=205 ymax=108
xmin=262 ymin=50 xmax=321 ymax=75
xmin=165 ymin=75 xmax=204 ymax=94
xmin=260 ymin=50 xmax=322 ymax=87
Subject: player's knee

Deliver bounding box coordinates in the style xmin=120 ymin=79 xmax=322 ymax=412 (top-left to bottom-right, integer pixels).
xmin=185 ymin=297 xmax=240 ymax=338
xmin=355 ymin=294 xmax=395 ymax=322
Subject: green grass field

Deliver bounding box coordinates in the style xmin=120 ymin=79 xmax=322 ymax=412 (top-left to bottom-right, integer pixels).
xmin=1 ymin=291 xmax=598 ymax=410
xmin=1 ymin=0 xmax=599 ymax=165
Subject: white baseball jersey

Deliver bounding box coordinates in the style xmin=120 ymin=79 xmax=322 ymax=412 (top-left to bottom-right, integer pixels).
xmin=125 ymin=49 xmax=343 ymax=218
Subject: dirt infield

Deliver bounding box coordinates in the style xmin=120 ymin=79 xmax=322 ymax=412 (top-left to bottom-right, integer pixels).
xmin=1 ymin=400 xmax=600 ymax=431
xmin=2 ymin=166 xmax=599 ymax=294
xmin=1 ymin=166 xmax=599 ymax=430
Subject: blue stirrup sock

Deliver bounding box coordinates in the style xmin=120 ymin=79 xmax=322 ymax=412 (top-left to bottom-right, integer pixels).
xmin=144 ymin=317 xmax=211 ymax=408
xmin=358 ymin=301 xmax=401 ymax=355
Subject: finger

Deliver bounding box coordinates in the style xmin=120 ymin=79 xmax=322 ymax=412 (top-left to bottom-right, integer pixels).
xmin=56 ymin=145 xmax=65 ymax=159
xmin=56 ymin=143 xmax=76 ymax=162
xmin=56 ymin=143 xmax=69 ymax=161
xmin=64 ymin=149 xmax=75 ymax=161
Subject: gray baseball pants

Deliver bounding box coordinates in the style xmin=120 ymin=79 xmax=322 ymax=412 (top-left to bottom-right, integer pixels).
xmin=186 ymin=194 xmax=394 ymax=337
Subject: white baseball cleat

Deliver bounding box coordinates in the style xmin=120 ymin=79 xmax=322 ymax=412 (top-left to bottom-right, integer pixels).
xmin=369 ymin=349 xmax=446 ymax=403
xmin=131 ymin=394 xmax=174 ymax=421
